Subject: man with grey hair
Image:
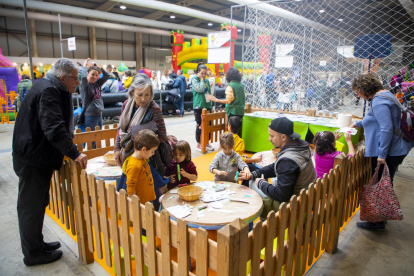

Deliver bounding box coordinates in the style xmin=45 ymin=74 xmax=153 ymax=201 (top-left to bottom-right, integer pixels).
xmin=13 ymin=58 xmax=88 ymax=266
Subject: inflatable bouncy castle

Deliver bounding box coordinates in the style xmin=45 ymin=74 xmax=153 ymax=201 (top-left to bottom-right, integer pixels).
xmin=0 ymin=47 xmax=18 ymax=123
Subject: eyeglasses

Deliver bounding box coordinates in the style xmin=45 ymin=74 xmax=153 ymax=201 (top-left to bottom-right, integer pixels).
xmin=67 ymin=76 xmax=79 ymax=82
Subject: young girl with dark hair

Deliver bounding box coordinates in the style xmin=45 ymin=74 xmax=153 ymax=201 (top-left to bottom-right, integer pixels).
xmin=313 ymin=130 xmax=355 ymax=179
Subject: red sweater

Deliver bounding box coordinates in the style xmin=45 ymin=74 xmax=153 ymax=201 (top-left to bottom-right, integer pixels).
xmin=165 ymin=160 xmax=198 ymax=189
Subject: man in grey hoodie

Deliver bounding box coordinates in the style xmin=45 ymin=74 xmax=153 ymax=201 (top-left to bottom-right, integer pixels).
xmin=240 ymin=117 xmax=316 ymax=217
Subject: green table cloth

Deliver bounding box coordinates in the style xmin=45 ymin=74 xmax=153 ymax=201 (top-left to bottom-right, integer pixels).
xmin=242 ymin=113 xmax=359 ymax=153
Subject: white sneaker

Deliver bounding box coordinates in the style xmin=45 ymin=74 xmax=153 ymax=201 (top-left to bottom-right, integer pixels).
xmin=206 ymin=145 xmax=214 ymax=151
xmin=196 ymin=146 xmax=202 ymax=152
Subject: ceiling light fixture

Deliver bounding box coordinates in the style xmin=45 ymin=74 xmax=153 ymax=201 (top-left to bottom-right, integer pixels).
xmin=338 ymin=18 xmax=344 ymax=22
xmin=237 ymin=29 xmax=242 ymax=32
xmin=208 ymin=22 xmax=213 ymax=26
xmin=39 ymin=63 xmax=43 ymax=66
xmin=24 ymin=63 xmax=28 ymax=66
xmin=120 ymin=4 xmax=126 ymax=10
xmin=13 ymin=63 xmax=16 ymax=66
xmin=170 ymin=13 xmax=175 ymax=19
xmin=319 ymin=9 xmax=325 ymax=13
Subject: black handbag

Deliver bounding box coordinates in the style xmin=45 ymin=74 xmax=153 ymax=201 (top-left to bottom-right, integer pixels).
xmin=74 ymin=96 xmax=92 ymax=126
xmin=165 ymin=88 xmax=181 ymax=103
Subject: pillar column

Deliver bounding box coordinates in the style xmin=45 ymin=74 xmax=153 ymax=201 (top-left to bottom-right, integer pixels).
xmin=88 ymin=27 xmax=97 ymax=60
xmin=135 ymin=32 xmax=143 ymax=69
xmin=30 ymin=19 xmax=38 ymax=58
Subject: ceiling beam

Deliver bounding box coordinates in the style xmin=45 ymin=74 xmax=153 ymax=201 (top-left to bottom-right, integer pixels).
xmin=184 ymin=6 xmax=245 ymax=26
xmin=398 ymin=0 xmax=414 ymax=20
xmin=95 ymin=0 xmax=117 ymax=12
xmin=144 ymin=0 xmax=204 ymax=20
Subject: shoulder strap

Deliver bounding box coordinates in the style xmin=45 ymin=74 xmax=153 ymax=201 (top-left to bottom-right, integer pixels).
xmin=373 ymin=93 xmax=414 ymax=116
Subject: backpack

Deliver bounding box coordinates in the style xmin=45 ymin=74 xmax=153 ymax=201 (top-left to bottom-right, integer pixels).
xmin=372 ymin=93 xmax=414 ymax=142
xmin=20 ymin=81 xmax=30 ymax=103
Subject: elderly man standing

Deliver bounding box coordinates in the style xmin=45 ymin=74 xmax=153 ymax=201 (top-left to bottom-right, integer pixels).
xmin=13 ymin=58 xmax=88 ymax=266
xmin=240 ymin=117 xmax=316 ymax=218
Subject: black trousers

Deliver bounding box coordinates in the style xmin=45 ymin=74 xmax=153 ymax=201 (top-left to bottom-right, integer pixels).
xmin=14 ymin=158 xmax=53 ymax=260
xmin=370 ymin=155 xmax=406 ymax=186
xmin=194 ymin=108 xmax=211 ymax=143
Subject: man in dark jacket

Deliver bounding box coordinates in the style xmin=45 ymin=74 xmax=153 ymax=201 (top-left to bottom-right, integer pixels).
xmin=240 ymin=117 xmax=316 ymax=217
xmin=172 ymin=69 xmax=187 ymax=116
xmin=13 ymin=58 xmax=88 ymax=266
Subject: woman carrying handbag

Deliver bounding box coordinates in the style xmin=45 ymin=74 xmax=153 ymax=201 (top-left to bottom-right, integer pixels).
xmin=349 ymin=73 xmax=412 ymax=231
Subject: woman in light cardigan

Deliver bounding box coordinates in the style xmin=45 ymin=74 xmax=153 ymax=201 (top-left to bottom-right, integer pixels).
xmin=350 ymin=73 xmax=412 ymax=231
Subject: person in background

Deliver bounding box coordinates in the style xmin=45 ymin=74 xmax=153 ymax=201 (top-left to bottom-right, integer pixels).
xmin=192 ymin=63 xmax=214 ymax=151
xmin=101 ymin=73 xmax=119 ymax=93
xmin=339 ymin=72 xmax=351 ymax=106
xmin=123 ymin=70 xmax=133 ymax=90
xmin=206 ymin=67 xmax=246 ymax=133
xmin=172 ymin=69 xmax=187 ymax=116
xmin=206 ymin=71 xmax=216 ymax=105
xmin=390 ymin=70 xmax=403 ymax=88
xmin=265 ymin=69 xmax=276 ymax=107
xmin=18 ymin=74 xmax=33 ymax=96
xmin=404 ymin=86 xmax=414 ymax=104
xmin=395 ymin=87 xmax=404 ymax=103
xmin=350 ymin=73 xmax=412 ymax=231
xmin=161 ymin=69 xmax=170 ymax=90
xmin=13 ymin=58 xmax=87 ymax=266
xmin=107 ymin=64 xmax=120 ymax=81
xmin=151 ymin=71 xmax=160 ymax=91
xmin=315 ymin=74 xmax=328 ymax=110
xmin=80 ymin=58 xmax=110 ymax=134
xmin=219 ymin=72 xmax=227 ymax=88
xmin=187 ymin=69 xmax=195 ymax=89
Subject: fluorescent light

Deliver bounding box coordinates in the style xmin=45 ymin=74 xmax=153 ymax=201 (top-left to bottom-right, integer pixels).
xmin=39 ymin=63 xmax=43 ymax=66
xmin=13 ymin=63 xmax=16 ymax=66
xmin=237 ymin=29 xmax=242 ymax=32
xmin=24 ymin=63 xmax=28 ymax=66
xmin=208 ymin=23 xmax=213 ymax=26
xmin=170 ymin=14 xmax=175 ymax=19
xmin=120 ymin=5 xmax=126 ymax=9
xmin=319 ymin=9 xmax=325 ymax=13
xmin=103 ymin=65 xmax=107 ymax=68
xmin=338 ymin=18 xmax=344 ymax=22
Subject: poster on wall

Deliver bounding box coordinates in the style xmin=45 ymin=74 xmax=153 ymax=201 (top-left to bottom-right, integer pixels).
xmin=337 ymin=46 xmax=354 ymax=58
xmin=275 ymin=56 xmax=294 ymax=68
xmin=276 ymin=44 xmax=295 ymax=56
xmin=320 ymin=61 xmax=327 ymax=66
xmin=165 ymin=56 xmax=172 ymax=63
xmin=208 ymin=31 xmax=231 ymax=48
xmin=68 ymin=37 xmax=76 ymax=51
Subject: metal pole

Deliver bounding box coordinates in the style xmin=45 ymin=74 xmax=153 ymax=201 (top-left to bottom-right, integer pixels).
xmin=59 ymin=14 xmax=64 ymax=58
xmin=230 ymin=6 xmax=233 ymax=68
xmin=241 ymin=5 xmax=247 ymax=74
xmin=299 ymin=26 xmax=306 ymax=112
xmin=253 ymin=9 xmax=258 ymax=107
xmin=23 ymin=0 xmax=34 ymax=82
xmin=306 ymin=28 xmax=313 ymax=110
xmin=363 ymin=56 xmax=371 ymax=117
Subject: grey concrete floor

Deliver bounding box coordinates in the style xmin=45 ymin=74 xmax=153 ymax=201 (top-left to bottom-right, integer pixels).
xmin=1 ymin=113 xmax=413 ymax=275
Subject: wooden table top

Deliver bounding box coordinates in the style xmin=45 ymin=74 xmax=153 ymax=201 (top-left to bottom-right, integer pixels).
xmin=85 ymin=156 xmax=123 ymax=179
xmin=252 ymin=150 xmax=277 ymax=168
xmin=161 ymin=181 xmax=263 ymax=230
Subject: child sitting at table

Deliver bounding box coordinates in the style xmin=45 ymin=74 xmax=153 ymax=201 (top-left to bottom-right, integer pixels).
xmin=209 ymin=132 xmax=250 ymax=182
xmin=125 ymin=129 xmax=159 ymax=204
xmin=165 ymin=140 xmax=198 ymax=190
xmin=313 ymin=130 xmax=355 ymax=179
xmin=228 ymin=116 xmax=262 ymax=165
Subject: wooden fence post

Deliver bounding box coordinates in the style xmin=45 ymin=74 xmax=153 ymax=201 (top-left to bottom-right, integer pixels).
xmin=69 ymin=160 xmax=94 ymax=264
xmin=200 ymin=108 xmax=208 ymax=154
xmin=230 ymin=219 xmax=249 ymax=276
xmin=245 ymin=103 xmax=251 ymax=113
xmin=217 ymin=224 xmax=240 ymax=276
xmin=326 ymin=157 xmax=349 ymax=254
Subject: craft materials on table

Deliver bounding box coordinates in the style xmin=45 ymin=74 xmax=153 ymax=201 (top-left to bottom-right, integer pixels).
xmin=166 ymin=205 xmax=192 ymax=219
xmin=85 ymin=156 xmax=123 ymax=179
xmin=338 ymin=127 xmax=358 ymax=135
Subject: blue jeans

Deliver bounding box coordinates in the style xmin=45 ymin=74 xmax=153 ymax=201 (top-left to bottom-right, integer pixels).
xmin=85 ymin=115 xmax=103 ymax=149
xmin=174 ymin=92 xmax=185 ymax=115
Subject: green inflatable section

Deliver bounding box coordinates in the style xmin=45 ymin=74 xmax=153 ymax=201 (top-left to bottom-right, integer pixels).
xmin=234 ymin=61 xmax=263 ymax=69
xmin=0 ymin=112 xmax=15 ymax=122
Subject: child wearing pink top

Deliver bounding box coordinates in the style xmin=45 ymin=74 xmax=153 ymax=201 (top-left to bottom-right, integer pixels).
xmin=313 ymin=130 xmax=355 ymax=179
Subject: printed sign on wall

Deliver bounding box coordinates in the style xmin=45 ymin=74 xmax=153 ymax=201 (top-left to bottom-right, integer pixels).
xmin=276 ymin=44 xmax=295 ymax=56
xmin=68 ymin=37 xmax=76 ymax=51
xmin=208 ymin=32 xmax=231 ymax=48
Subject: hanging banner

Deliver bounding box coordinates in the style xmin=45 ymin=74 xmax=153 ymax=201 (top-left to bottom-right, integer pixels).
xmin=68 ymin=37 xmax=76 ymax=51
xmin=275 ymin=44 xmax=295 ymax=56
xmin=208 ymin=31 xmax=231 ymax=48
xmin=337 ymin=46 xmax=354 ymax=58
xmin=275 ymin=56 xmax=294 ymax=68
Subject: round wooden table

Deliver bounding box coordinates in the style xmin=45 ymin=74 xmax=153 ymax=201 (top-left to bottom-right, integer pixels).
xmin=252 ymin=150 xmax=278 ymax=168
xmin=161 ymin=181 xmax=263 ymax=230
xmin=85 ymin=156 xmax=123 ymax=181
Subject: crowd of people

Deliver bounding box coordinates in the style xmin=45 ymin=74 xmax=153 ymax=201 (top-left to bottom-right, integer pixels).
xmin=10 ymin=55 xmax=414 ymax=267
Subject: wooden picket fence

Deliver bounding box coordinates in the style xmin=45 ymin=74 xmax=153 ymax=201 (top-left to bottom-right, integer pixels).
xmin=46 ymin=145 xmax=371 ymax=275
xmin=73 ymin=125 xmax=118 ymax=159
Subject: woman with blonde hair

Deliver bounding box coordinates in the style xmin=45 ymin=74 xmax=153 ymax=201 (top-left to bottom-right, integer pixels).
xmin=151 ymin=71 xmax=160 ymax=90
xmin=161 ymin=69 xmax=170 ymax=90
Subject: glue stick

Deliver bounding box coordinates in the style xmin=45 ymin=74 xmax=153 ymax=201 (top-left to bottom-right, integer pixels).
xmin=177 ymin=164 xmax=181 ymax=181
